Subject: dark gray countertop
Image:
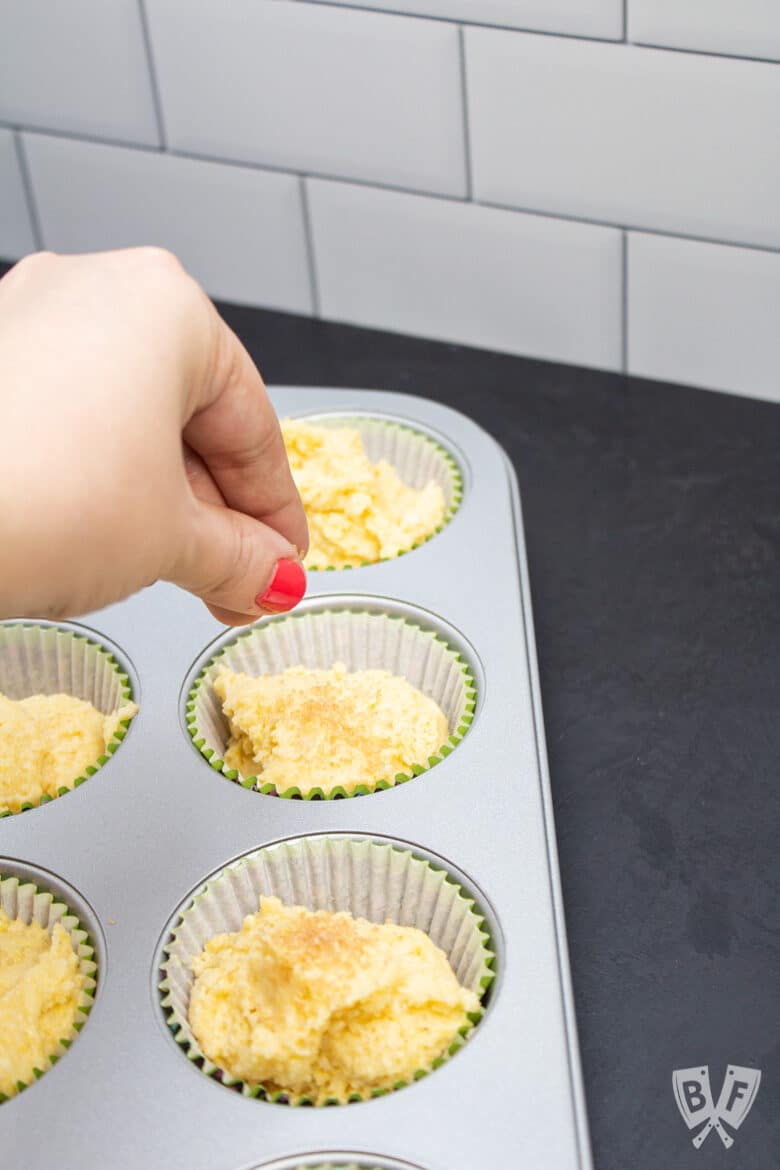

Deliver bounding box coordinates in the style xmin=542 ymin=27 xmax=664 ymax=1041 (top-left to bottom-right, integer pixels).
xmin=2 ymin=256 xmax=778 ymax=1167
xmin=216 ymin=300 xmax=780 ymax=1170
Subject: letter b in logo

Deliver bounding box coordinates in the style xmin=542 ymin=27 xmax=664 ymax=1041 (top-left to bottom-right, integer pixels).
xmin=682 ymin=1078 xmax=708 ymax=1114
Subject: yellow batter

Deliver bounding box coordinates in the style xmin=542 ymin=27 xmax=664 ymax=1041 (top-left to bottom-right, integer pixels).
xmin=282 ymin=419 xmax=446 ymax=568
xmin=0 ymin=691 xmax=137 ymax=813
xmin=0 ymin=910 xmax=85 ymax=1098
xmin=214 ymin=663 xmax=448 ymax=795
xmin=189 ymin=896 xmax=479 ymax=1102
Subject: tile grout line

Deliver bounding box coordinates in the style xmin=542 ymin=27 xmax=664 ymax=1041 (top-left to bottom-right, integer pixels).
xmin=5 ymin=124 xmax=780 ymax=260
xmin=621 ymin=230 xmax=629 ymax=374
xmin=477 ymin=196 xmax=780 ymax=257
xmin=299 ymin=177 xmax=322 ymax=318
xmin=293 ymin=0 xmax=780 ymax=64
xmin=293 ymin=0 xmax=630 ymax=48
xmin=137 ymin=0 xmax=168 ymax=149
xmin=0 ymin=119 xmax=162 ymax=154
xmin=13 ymin=132 xmax=43 ymax=251
xmin=457 ymin=24 xmax=474 ymax=201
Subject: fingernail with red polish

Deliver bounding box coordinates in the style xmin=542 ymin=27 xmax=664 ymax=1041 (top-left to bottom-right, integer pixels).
xmin=256 ymin=558 xmax=306 ymax=613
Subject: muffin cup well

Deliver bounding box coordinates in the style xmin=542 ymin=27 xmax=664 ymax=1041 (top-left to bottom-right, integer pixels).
xmin=0 ymin=871 xmax=97 ymax=1102
xmin=288 ymin=414 xmax=463 ymax=570
xmin=186 ymin=607 xmax=476 ymax=799
xmin=0 ymin=621 xmax=137 ymax=817
xmin=253 ymin=1159 xmax=426 ymax=1170
xmin=158 ymin=835 xmax=495 ymax=1105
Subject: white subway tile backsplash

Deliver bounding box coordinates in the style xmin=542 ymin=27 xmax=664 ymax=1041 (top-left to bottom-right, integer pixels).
xmin=628 ymin=233 xmax=780 ymax=402
xmin=466 ymin=30 xmax=780 ymax=250
xmin=304 ymin=0 xmax=623 ymax=40
xmin=23 ymin=134 xmax=313 ymax=313
xmin=146 ymin=0 xmax=467 ymax=197
xmin=0 ymin=130 xmax=35 ymax=259
xmin=630 ymin=0 xmax=780 ymax=62
xmin=0 ymin=0 xmax=160 ymax=145
xmin=308 ymin=177 xmax=622 ymax=369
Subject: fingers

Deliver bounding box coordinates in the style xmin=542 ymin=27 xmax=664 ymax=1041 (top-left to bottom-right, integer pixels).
xmin=167 ymin=495 xmax=306 ymax=625
xmin=183 ymin=314 xmax=308 ymax=557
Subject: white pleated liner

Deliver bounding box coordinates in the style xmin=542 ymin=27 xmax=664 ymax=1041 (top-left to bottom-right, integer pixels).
xmin=253 ymin=1160 xmax=427 ymax=1170
xmin=0 ymin=624 xmax=130 ymax=710
xmin=187 ymin=610 xmax=476 ymax=797
xmin=296 ymin=415 xmax=463 ymax=568
xmin=257 ymin=1163 xmax=402 ymax=1170
xmin=159 ymin=836 xmax=494 ymax=1104
xmin=0 ymin=873 xmax=97 ymax=1101
xmin=0 ymin=623 xmax=136 ymax=814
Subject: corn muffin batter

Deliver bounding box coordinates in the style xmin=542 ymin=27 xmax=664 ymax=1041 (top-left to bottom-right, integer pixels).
xmin=189 ymin=896 xmax=479 ymax=1101
xmin=0 ymin=691 xmax=137 ymax=813
xmin=0 ymin=910 xmax=85 ymax=1098
xmin=214 ymin=663 xmax=448 ymax=794
xmin=282 ymin=419 xmax=446 ymax=568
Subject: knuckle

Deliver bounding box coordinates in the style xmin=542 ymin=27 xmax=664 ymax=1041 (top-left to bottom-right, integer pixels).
xmin=207 ymin=516 xmax=255 ymax=599
xmin=15 ymin=250 xmax=57 ymax=275
xmin=134 ymin=245 xmax=183 ymax=272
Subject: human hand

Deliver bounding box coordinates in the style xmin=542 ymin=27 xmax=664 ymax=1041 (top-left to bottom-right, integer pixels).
xmin=0 ymin=248 xmax=308 ymax=625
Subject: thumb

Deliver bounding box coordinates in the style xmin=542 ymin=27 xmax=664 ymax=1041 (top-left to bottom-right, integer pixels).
xmin=167 ymin=498 xmax=306 ymax=625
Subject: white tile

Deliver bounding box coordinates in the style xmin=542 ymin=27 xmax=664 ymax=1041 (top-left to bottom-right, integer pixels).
xmin=308 ymin=177 xmax=621 ymax=369
xmin=0 ymin=0 xmax=159 ymax=145
xmin=23 ymin=134 xmax=313 ymax=313
xmin=304 ymin=0 xmax=623 ymax=39
xmin=146 ymin=0 xmax=466 ymax=197
xmin=466 ymin=30 xmax=780 ymax=250
xmin=630 ymin=0 xmax=780 ymax=62
xmin=0 ymin=130 xmax=35 ymax=258
xmin=628 ymin=232 xmax=780 ymax=402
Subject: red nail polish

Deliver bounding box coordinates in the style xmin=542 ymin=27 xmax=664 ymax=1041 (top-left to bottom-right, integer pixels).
xmin=256 ymin=558 xmax=306 ymax=613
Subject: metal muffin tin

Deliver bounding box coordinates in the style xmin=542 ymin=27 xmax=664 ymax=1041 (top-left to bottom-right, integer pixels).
xmin=0 ymin=388 xmax=592 ymax=1170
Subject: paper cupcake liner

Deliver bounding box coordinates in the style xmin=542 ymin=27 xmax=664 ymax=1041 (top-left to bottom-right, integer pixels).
xmin=159 ymin=835 xmax=495 ymax=1105
xmin=186 ymin=608 xmax=476 ymax=799
xmin=281 ymin=1165 xmax=381 ymax=1170
xmin=0 ymin=622 xmax=137 ymax=817
xmin=254 ymin=1159 xmax=425 ymax=1170
xmin=260 ymin=1165 xmax=388 ymax=1170
xmin=291 ymin=414 xmax=463 ymax=570
xmin=0 ymin=871 xmax=97 ymax=1103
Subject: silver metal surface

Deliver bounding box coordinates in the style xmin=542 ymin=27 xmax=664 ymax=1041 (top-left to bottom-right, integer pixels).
xmin=0 ymin=388 xmax=592 ymax=1170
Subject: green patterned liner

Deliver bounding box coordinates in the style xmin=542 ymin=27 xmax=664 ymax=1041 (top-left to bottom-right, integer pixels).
xmin=287 ymin=1165 xmax=383 ymax=1170
xmin=159 ymin=835 xmax=495 ymax=1106
xmin=0 ymin=872 xmax=97 ymax=1102
xmin=186 ymin=608 xmax=476 ymax=799
xmin=0 ymin=622 xmax=137 ymax=817
xmin=289 ymin=415 xmax=464 ymax=571
xmin=254 ymin=1161 xmax=424 ymax=1170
